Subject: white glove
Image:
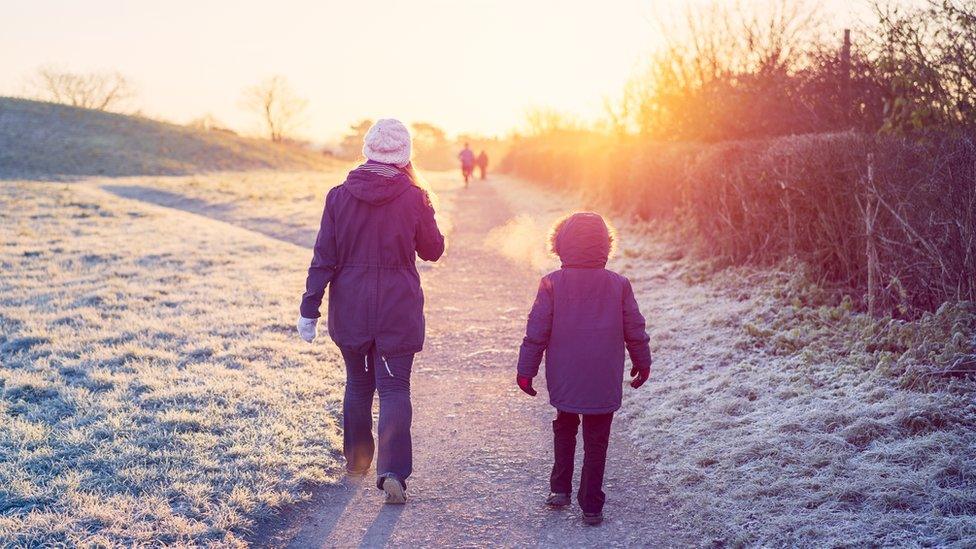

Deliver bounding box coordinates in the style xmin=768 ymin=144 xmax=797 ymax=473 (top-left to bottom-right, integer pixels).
xmin=297 ymin=316 xmax=318 ymax=343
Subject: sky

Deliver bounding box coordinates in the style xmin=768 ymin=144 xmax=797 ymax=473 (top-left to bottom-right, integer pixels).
xmin=1 ymin=0 xmax=875 ymax=143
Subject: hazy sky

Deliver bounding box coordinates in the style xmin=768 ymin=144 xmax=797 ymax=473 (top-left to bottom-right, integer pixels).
xmin=1 ymin=0 xmax=874 ymax=142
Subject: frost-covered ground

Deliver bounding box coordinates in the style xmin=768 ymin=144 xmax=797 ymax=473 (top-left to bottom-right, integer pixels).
xmin=495 ymin=178 xmax=976 ymax=547
xmin=96 ymin=167 xmax=455 ymax=248
xmin=6 ymin=168 xmax=971 ymax=547
xmin=0 ymin=180 xmax=345 ymax=546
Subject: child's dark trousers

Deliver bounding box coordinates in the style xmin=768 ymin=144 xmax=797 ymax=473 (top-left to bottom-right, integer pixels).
xmin=550 ymin=410 xmax=614 ymax=514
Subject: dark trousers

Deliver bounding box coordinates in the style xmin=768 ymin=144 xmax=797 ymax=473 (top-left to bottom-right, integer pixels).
xmin=550 ymin=410 xmax=614 ymax=514
xmin=340 ymin=347 xmax=414 ymax=487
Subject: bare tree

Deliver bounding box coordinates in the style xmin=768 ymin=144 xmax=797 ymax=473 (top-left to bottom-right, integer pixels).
xmin=522 ymin=107 xmax=578 ymax=136
xmin=242 ymin=75 xmax=308 ymax=142
xmin=28 ymin=66 xmax=135 ymax=111
xmin=614 ymin=0 xmax=825 ymax=141
xmin=868 ymin=0 xmax=976 ymax=133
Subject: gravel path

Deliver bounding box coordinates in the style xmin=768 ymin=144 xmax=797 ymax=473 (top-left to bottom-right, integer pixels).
xmin=104 ymin=174 xmax=684 ymax=548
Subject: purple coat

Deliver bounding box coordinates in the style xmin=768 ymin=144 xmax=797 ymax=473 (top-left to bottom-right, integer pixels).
xmin=517 ymin=213 xmax=652 ymax=414
xmin=301 ymin=162 xmax=445 ymax=356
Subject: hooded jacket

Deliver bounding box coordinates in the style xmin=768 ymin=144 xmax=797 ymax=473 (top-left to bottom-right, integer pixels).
xmin=517 ymin=212 xmax=652 ymax=414
xmin=300 ymin=161 xmax=445 ymax=356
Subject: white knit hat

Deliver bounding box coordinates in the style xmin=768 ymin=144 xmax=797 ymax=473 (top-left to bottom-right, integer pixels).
xmin=362 ymin=118 xmax=412 ymax=167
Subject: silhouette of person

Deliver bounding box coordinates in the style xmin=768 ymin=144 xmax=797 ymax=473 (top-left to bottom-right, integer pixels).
xmin=476 ymin=150 xmax=488 ymax=180
xmin=458 ymin=143 xmax=475 ymax=187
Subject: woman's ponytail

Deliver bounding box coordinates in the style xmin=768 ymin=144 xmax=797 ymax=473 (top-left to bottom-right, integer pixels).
xmin=401 ymin=162 xmax=424 ymax=187
xmin=401 ymin=162 xmax=440 ymax=211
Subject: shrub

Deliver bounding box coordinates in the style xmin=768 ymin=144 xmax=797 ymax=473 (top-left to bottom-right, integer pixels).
xmin=501 ymin=131 xmax=976 ymax=315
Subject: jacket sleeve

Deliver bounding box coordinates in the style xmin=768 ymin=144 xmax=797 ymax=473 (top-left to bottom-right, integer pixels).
xmin=517 ymin=277 xmax=554 ymax=378
xmin=623 ymin=277 xmax=652 ymax=370
xmin=415 ymin=189 xmax=445 ymax=262
xmin=299 ymin=188 xmax=338 ymax=318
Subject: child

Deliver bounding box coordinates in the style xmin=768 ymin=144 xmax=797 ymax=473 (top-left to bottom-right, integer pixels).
xmin=516 ymin=212 xmax=652 ymax=526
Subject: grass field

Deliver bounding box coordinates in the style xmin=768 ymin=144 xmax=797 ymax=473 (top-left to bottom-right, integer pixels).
xmin=0 ymin=97 xmax=337 ymax=179
xmin=0 ymin=180 xmax=345 ymax=546
xmin=95 ymin=166 xmax=455 ymax=249
xmin=98 ymin=170 xmax=348 ymax=247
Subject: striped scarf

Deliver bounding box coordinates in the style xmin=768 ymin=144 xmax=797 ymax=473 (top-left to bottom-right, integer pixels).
xmin=359 ymin=160 xmax=402 ymax=179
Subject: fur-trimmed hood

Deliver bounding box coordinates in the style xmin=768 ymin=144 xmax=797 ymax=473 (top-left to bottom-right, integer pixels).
xmin=549 ymin=212 xmax=615 ymax=268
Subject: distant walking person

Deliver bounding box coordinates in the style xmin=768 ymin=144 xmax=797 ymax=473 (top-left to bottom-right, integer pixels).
xmin=297 ymin=119 xmax=445 ymax=505
xmin=516 ymin=212 xmax=652 ymax=526
xmin=476 ymin=150 xmax=489 ymax=180
xmin=458 ymin=142 xmax=475 ymax=187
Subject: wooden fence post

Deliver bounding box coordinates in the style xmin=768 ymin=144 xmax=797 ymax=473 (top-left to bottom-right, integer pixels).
xmin=864 ymin=153 xmax=879 ymax=316
xmin=780 ymin=180 xmax=796 ymax=257
xmin=841 ymin=29 xmax=852 ymax=126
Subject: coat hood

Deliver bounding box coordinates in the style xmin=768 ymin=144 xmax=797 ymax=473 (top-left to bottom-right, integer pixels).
xmin=343 ymin=162 xmax=413 ymax=206
xmin=551 ymin=212 xmax=613 ymax=268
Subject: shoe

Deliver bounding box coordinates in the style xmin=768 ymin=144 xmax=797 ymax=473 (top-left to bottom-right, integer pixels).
xmin=345 ymin=467 xmax=369 ymax=477
xmin=546 ymin=493 xmax=571 ymax=507
xmin=381 ymin=476 xmax=407 ymax=504
xmin=582 ymin=512 xmax=604 ymax=526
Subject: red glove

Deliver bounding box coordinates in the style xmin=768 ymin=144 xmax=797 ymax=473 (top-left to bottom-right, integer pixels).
xmin=630 ymin=365 xmax=650 ymax=389
xmin=516 ymin=375 xmax=537 ymax=396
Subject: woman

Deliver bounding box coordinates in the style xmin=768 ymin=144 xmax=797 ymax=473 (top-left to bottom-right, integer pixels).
xmin=296 ymin=119 xmax=445 ymax=504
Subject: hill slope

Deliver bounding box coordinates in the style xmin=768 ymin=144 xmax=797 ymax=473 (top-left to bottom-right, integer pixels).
xmin=0 ymin=97 xmax=334 ymax=178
